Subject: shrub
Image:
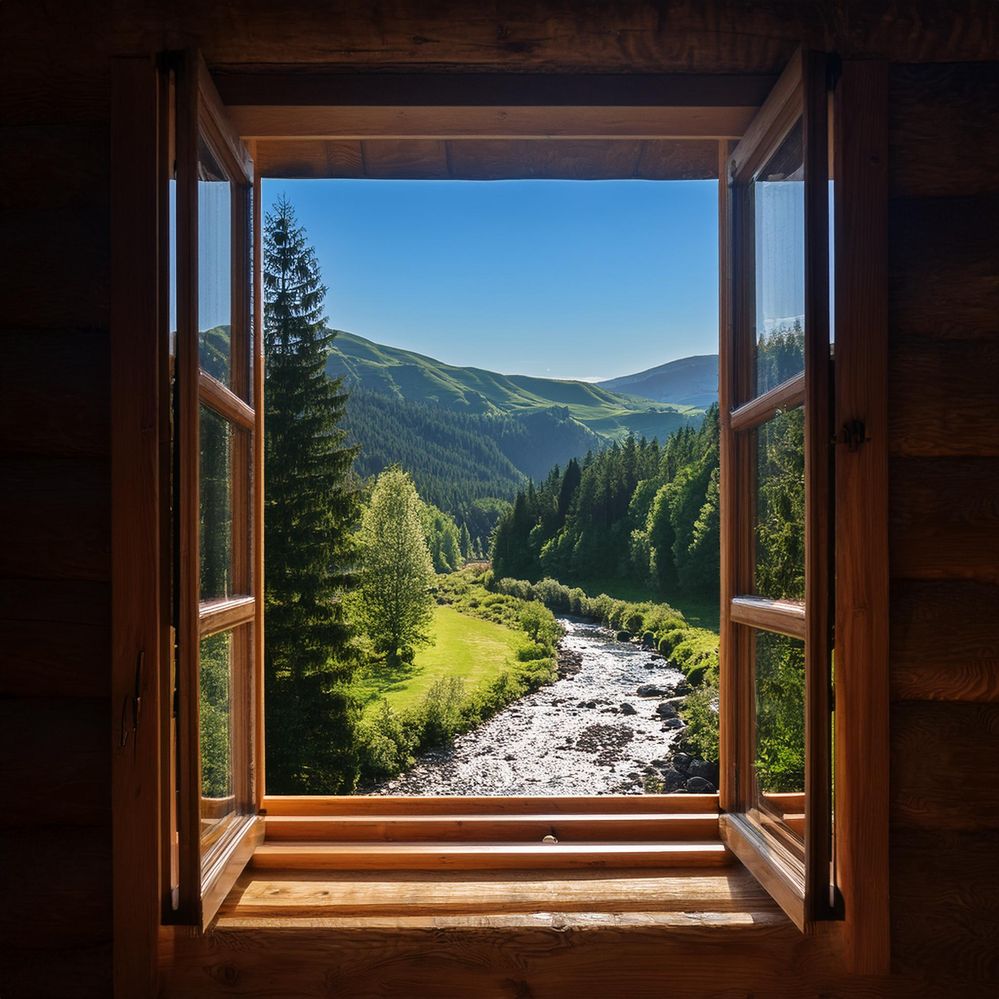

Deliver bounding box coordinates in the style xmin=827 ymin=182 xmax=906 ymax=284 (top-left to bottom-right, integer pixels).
xmin=516 ymin=640 xmax=549 ymax=662
xmin=679 ymin=682 xmax=719 ymax=763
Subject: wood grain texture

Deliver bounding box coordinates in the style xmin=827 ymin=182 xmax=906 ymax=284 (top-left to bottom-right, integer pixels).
xmin=833 ymin=58 xmax=891 ymax=975
xmin=256 ymin=137 xmax=720 ymax=179
xmin=0 ymin=330 xmax=110 ymax=458
xmin=263 ymin=794 xmax=720 ymax=816
xmin=891 ymin=828 xmax=999 ymax=986
xmin=159 ymin=916 xmax=960 ymax=999
xmin=888 ymin=338 xmax=999 ymax=457
xmin=0 ymin=208 xmax=109 ymax=331
xmin=0 ymin=827 xmax=111 ymax=950
xmin=0 ymin=580 xmax=109 ymax=698
xmin=891 ymin=701 xmax=999 ymax=831
xmin=889 ymin=457 xmax=999 ymax=583
xmin=890 ymin=580 xmax=999 ymax=702
xmin=889 ymin=194 xmax=999 ymax=340
xmin=0 ymin=945 xmax=112 ymax=999
xmin=222 ymin=866 xmax=773 ymax=918
xmin=0 ymin=458 xmax=109 ymax=581
xmin=251 ymin=841 xmax=732 ymax=872
xmin=215 ymin=71 xmax=778 ymax=108
xmin=0 ymin=697 xmax=108 ymax=827
xmin=265 ymin=813 xmax=721 ymax=843
xmin=889 ymin=63 xmax=999 ymax=199
xmin=110 ymin=55 xmax=166 ymax=999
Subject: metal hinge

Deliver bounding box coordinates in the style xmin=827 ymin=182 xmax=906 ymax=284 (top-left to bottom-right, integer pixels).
xmin=119 ymin=650 xmax=144 ymax=750
xmin=837 ymin=419 xmax=869 ymax=452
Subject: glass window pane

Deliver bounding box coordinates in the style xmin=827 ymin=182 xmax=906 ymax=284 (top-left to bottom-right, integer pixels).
xmin=753 ymin=629 xmax=805 ymax=847
xmin=752 ymin=118 xmax=805 ymax=395
xmin=200 ymin=630 xmax=234 ymax=843
xmin=198 ymin=137 xmax=232 ymax=385
xmin=200 ymin=406 xmax=233 ymax=600
xmin=755 ymin=406 xmax=805 ymax=602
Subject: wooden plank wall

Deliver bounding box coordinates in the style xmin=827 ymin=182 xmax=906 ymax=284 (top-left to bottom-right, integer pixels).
xmin=0 ymin=5 xmax=113 ymax=998
xmin=887 ymin=63 xmax=999 ymax=990
xmin=1 ymin=4 xmax=998 ymax=997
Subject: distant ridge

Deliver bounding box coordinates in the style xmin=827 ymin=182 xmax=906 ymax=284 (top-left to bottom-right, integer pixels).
xmin=597 ymin=354 xmax=719 ymax=410
xmin=326 ymin=330 xmax=704 ymax=442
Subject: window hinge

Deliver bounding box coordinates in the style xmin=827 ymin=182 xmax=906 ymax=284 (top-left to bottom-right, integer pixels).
xmin=119 ymin=650 xmax=144 ymax=751
xmin=836 ymin=419 xmax=869 ymax=452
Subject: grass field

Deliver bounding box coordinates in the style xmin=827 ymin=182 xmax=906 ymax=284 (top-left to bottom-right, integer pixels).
xmin=356 ymin=605 xmax=523 ymax=716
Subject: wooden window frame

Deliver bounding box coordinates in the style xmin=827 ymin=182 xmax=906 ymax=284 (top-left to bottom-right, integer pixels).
xmin=170 ymin=52 xmax=264 ymax=929
xmin=112 ymin=53 xmax=889 ymax=996
xmin=717 ymin=49 xmax=834 ymax=931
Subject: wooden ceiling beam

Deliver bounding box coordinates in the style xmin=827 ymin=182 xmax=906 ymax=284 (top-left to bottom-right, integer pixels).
xmin=214 ymin=71 xmax=777 ymax=109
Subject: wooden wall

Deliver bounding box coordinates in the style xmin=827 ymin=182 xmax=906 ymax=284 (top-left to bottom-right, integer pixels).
xmin=1 ymin=3 xmax=998 ymax=997
xmin=0 ymin=2 xmax=113 ymax=995
xmin=887 ymin=62 xmax=999 ymax=990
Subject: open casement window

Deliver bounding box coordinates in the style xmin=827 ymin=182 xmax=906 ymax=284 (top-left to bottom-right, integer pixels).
xmin=168 ymin=52 xmax=265 ymax=928
xmin=718 ymin=50 xmax=834 ymax=929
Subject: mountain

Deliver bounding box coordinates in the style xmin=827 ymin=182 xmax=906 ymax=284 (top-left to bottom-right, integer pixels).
xmin=597 ymin=354 xmax=719 ymax=409
xmin=326 ymin=331 xmax=702 ymax=442
xmin=329 ymin=331 xmax=709 ymax=551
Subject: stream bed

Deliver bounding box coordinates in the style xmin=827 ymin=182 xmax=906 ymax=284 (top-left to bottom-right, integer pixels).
xmin=371 ymin=616 xmax=693 ymax=796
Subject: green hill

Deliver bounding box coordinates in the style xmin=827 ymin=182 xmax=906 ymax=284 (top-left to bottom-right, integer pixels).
xmin=597 ymin=354 xmax=719 ymax=409
xmin=326 ymin=331 xmax=702 ymax=441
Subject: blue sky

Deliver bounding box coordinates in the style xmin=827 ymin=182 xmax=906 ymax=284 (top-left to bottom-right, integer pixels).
xmin=261 ymin=179 xmax=718 ymax=382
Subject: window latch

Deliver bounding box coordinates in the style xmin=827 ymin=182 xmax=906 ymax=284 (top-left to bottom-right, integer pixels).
xmin=119 ymin=650 xmax=144 ymax=751
xmin=837 ymin=419 xmax=869 ymax=452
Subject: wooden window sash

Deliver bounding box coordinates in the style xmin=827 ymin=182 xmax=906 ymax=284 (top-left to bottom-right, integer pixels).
xmin=719 ymin=48 xmax=834 ymax=931
xmin=173 ymin=49 xmax=263 ymax=930
xmin=729 ymin=372 xmax=805 ymax=433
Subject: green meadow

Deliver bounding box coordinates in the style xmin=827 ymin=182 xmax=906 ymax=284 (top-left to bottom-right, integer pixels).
xmin=356 ymin=604 xmax=523 ymax=716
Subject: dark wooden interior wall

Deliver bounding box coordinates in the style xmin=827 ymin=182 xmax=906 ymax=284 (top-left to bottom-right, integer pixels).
xmin=1 ymin=4 xmax=998 ymax=998
xmin=0 ymin=5 xmax=113 ymax=997
xmin=887 ymin=62 xmax=999 ymax=989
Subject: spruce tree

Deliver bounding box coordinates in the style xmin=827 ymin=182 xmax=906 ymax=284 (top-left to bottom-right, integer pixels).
xmin=263 ymin=195 xmax=361 ymax=794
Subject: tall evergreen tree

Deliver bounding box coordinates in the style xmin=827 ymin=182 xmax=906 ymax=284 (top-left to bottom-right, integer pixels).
xmin=263 ymin=195 xmax=362 ymax=794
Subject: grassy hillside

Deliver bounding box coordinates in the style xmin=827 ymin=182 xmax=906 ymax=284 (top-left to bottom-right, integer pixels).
xmin=597 ymin=354 xmax=718 ymax=409
xmin=328 ymin=330 xmax=702 ymax=442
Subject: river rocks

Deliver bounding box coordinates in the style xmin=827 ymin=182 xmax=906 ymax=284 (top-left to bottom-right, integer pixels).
xmin=656 ymin=701 xmax=678 ymax=719
xmin=636 ymin=683 xmax=668 ymax=697
xmin=661 ymin=717 xmax=685 ymax=730
xmin=672 ymin=752 xmax=691 ymax=773
xmin=688 ymin=759 xmax=719 ymax=784
xmin=685 ymin=776 xmax=715 ymax=793
xmin=616 ymin=630 xmax=632 ymax=642
xmin=620 ymin=702 xmax=637 ymax=716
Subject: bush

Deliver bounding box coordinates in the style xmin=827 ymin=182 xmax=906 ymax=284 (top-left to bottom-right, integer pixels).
xmin=516 ymin=640 xmax=549 ymax=661
xmin=679 ymin=682 xmax=719 ymax=763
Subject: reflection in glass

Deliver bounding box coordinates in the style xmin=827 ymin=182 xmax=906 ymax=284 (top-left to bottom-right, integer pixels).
xmin=200 ymin=630 xmax=234 ymax=841
xmin=198 ymin=137 xmax=232 ymax=384
xmin=754 ymin=629 xmax=805 ymax=821
xmin=200 ymin=406 xmax=233 ymax=600
xmin=753 ymin=118 xmax=805 ymax=395
xmin=755 ymin=406 xmax=805 ymax=602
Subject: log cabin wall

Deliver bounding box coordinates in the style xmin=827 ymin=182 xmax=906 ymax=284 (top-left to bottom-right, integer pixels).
xmin=0 ymin=4 xmax=996 ymax=997
xmin=887 ymin=62 xmax=999 ymax=988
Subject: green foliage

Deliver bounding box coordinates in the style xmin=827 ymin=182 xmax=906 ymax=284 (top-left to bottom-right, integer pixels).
xmin=263 ymin=196 xmax=363 ymax=795
xmin=492 ymin=409 xmax=720 ymax=607
xmin=754 ymin=633 xmax=806 ymax=792
xmin=421 ymin=502 xmax=462 ymax=573
xmin=355 ymin=468 xmax=437 ymax=667
xmin=679 ymin=682 xmax=719 ymax=764
xmin=199 ymin=632 xmax=232 ymax=799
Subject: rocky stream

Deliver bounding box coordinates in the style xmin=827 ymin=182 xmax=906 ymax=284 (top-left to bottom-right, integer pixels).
xmin=372 ymin=616 xmax=718 ymax=796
